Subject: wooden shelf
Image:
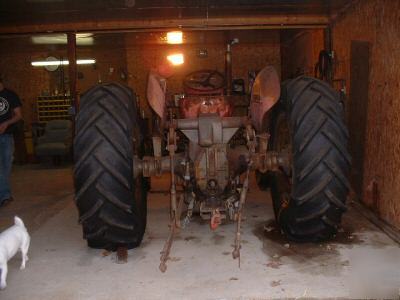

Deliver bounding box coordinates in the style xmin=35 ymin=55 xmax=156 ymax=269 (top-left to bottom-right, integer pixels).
xmin=37 ymin=96 xmax=72 ymax=124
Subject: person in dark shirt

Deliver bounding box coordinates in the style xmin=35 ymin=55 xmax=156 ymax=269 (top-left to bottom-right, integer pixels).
xmin=0 ymin=77 xmax=22 ymax=206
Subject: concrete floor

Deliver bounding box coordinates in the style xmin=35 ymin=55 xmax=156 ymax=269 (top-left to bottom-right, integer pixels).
xmin=0 ymin=164 xmax=400 ymax=299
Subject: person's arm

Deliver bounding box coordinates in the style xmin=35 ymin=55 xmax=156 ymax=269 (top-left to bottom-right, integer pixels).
xmin=0 ymin=107 xmax=22 ymax=134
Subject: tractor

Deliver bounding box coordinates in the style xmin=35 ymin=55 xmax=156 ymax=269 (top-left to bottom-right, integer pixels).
xmin=73 ymin=39 xmax=350 ymax=271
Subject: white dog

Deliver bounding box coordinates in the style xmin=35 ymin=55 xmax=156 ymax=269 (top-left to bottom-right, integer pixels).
xmin=0 ymin=216 xmax=30 ymax=290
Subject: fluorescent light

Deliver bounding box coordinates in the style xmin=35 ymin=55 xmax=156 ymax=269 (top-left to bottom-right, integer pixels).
xmin=31 ymin=33 xmax=94 ymax=46
xmin=32 ymin=60 xmax=67 ymax=66
xmin=76 ymin=59 xmax=96 ymax=65
xmin=166 ymin=31 xmax=183 ymax=44
xmin=31 ymin=59 xmax=96 ymax=67
xmin=167 ymin=53 xmax=184 ymax=66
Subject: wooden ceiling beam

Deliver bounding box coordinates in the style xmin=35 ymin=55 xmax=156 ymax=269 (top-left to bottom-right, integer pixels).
xmin=0 ymin=15 xmax=329 ymax=35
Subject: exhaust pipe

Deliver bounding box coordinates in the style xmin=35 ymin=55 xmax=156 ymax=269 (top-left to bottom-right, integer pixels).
xmin=225 ymin=38 xmax=239 ymax=96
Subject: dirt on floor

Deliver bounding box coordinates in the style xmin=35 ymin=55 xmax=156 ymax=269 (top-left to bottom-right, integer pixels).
xmin=0 ymin=165 xmax=399 ymax=299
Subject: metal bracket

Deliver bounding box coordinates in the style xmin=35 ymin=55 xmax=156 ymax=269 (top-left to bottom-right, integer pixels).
xmin=245 ymin=124 xmax=257 ymax=154
xmin=252 ymin=150 xmax=291 ymax=173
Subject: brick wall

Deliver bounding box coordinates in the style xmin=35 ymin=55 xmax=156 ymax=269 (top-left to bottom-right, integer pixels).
xmin=281 ymin=29 xmax=324 ymax=80
xmin=124 ymin=31 xmax=281 ymax=116
xmin=333 ymin=0 xmax=400 ymax=229
xmin=0 ymin=31 xmax=280 ymax=127
xmin=0 ymin=39 xmax=127 ymax=129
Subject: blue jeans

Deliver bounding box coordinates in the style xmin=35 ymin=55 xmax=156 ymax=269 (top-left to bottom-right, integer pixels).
xmin=0 ymin=134 xmax=14 ymax=203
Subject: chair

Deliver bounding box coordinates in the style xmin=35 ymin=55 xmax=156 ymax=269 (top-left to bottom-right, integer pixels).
xmin=35 ymin=120 xmax=72 ymax=161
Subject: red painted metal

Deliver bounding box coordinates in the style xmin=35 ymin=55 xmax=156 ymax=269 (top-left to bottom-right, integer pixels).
xmin=210 ymin=209 xmax=222 ymax=230
xmin=179 ymin=96 xmax=233 ymax=118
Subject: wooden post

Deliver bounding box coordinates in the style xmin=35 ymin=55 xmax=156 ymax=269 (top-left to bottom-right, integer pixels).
xmin=67 ymin=32 xmax=78 ymax=111
xmin=323 ymin=26 xmax=333 ymax=84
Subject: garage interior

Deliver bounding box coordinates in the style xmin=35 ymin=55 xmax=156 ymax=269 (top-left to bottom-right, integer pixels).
xmin=0 ymin=0 xmax=399 ymax=299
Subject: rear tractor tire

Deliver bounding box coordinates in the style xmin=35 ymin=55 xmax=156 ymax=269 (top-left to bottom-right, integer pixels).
xmin=74 ymin=83 xmax=147 ymax=251
xmin=270 ymin=77 xmax=351 ymax=242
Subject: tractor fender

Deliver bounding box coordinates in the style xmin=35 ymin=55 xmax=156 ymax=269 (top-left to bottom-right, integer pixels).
xmin=250 ymin=66 xmax=280 ymax=132
xmin=146 ymin=64 xmax=174 ymax=124
xmin=147 ymin=69 xmax=167 ymax=121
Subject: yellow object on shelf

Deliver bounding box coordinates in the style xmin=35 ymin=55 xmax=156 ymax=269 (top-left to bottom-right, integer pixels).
xmin=37 ymin=95 xmax=72 ymax=124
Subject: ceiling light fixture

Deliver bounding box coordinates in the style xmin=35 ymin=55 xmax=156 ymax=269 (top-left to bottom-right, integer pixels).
xmin=167 ymin=53 xmax=184 ymax=66
xmin=31 ymin=59 xmax=96 ymax=67
xmin=166 ymin=31 xmax=183 ymax=44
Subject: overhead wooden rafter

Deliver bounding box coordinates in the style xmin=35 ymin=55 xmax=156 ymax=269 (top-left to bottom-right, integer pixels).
xmin=0 ymin=15 xmax=330 ymax=35
xmin=0 ymin=0 xmax=353 ymax=35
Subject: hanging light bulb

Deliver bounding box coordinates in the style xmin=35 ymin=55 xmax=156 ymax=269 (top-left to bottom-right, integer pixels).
xmin=167 ymin=53 xmax=184 ymax=66
xmin=166 ymin=31 xmax=183 ymax=44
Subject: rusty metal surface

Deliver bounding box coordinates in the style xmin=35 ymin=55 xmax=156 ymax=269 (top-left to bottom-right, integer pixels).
xmin=135 ymin=153 xmax=185 ymax=178
xmin=116 ymin=247 xmax=128 ymax=264
xmin=210 ymin=209 xmax=222 ymax=230
xmin=193 ymin=144 xmax=229 ymax=197
xmin=198 ymin=114 xmax=223 ymax=146
xmin=136 ymin=103 xmax=292 ymax=271
xmin=250 ymin=66 xmax=281 ymax=132
xmin=179 ymin=96 xmax=232 ymax=118
xmin=172 ymin=116 xmax=248 ymax=130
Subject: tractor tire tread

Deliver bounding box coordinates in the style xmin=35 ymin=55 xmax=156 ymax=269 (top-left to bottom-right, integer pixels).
xmin=272 ymin=76 xmax=350 ymax=242
xmin=74 ymin=83 xmax=146 ymax=250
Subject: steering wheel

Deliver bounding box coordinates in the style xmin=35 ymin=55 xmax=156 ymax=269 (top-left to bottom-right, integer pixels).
xmin=183 ymin=70 xmax=225 ymax=92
